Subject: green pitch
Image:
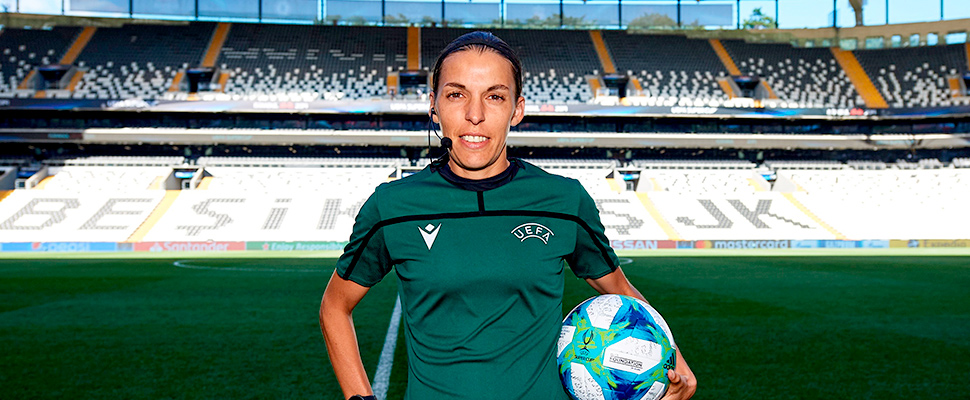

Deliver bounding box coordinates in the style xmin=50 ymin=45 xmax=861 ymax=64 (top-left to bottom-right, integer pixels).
xmin=1 ymin=253 xmax=968 ymax=399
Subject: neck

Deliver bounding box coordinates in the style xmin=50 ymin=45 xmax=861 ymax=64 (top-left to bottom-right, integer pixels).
xmin=447 ymin=157 xmax=511 ymax=180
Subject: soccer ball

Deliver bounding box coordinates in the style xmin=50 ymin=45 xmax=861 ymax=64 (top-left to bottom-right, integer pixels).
xmin=558 ymin=294 xmax=677 ymax=400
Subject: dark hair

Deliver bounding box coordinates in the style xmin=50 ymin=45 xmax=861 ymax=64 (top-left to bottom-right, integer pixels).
xmin=431 ymin=31 xmax=523 ymax=100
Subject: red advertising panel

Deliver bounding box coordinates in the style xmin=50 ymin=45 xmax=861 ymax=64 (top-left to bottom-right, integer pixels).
xmin=134 ymin=241 xmax=246 ymax=252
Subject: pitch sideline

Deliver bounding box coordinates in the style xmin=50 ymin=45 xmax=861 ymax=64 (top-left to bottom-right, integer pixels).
xmin=372 ymin=295 xmax=403 ymax=400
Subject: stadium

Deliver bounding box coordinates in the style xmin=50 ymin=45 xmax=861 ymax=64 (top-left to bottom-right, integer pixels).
xmin=0 ymin=1 xmax=968 ymax=399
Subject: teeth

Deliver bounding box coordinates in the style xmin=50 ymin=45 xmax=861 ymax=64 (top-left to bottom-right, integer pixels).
xmin=461 ymin=135 xmax=487 ymax=143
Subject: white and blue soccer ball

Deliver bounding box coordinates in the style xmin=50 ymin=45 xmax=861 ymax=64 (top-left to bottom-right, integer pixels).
xmin=558 ymin=294 xmax=677 ymax=400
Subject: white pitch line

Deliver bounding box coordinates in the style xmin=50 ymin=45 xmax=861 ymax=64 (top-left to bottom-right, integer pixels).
xmin=372 ymin=294 xmax=403 ymax=400
xmin=172 ymin=260 xmax=325 ymax=273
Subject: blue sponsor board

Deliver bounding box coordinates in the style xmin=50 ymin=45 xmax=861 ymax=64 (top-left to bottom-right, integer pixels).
xmin=1 ymin=242 xmax=126 ymax=252
xmin=820 ymin=240 xmax=862 ymax=249
xmin=790 ymin=240 xmax=890 ymax=249
xmin=860 ymin=240 xmax=890 ymax=249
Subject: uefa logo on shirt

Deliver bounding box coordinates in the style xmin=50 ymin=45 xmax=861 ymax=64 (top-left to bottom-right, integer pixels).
xmin=511 ymin=223 xmax=554 ymax=245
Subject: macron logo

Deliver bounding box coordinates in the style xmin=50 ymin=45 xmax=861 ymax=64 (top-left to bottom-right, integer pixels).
xmin=418 ymin=223 xmax=441 ymax=250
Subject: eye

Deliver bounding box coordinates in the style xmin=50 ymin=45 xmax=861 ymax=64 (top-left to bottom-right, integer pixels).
xmin=488 ymin=94 xmax=505 ymax=101
xmin=446 ymin=92 xmax=463 ymax=99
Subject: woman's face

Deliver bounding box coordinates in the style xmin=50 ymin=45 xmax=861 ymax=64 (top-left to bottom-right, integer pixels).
xmin=431 ymin=49 xmax=525 ymax=180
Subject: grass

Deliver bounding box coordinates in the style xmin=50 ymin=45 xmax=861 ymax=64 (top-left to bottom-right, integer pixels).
xmin=1 ymin=254 xmax=968 ymax=399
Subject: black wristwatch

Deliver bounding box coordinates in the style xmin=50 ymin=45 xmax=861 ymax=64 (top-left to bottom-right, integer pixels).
xmin=348 ymin=395 xmax=377 ymax=400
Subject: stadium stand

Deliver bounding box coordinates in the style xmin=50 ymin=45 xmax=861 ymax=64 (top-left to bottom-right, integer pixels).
xmin=721 ymin=40 xmax=860 ymax=108
xmin=139 ymin=157 xmax=402 ymax=241
xmin=71 ymin=23 xmax=213 ymax=100
xmin=781 ymin=168 xmax=970 ymax=239
xmin=47 ymin=156 xmax=185 ymax=167
xmin=422 ymin=28 xmax=600 ymax=104
xmin=602 ymin=32 xmax=728 ymax=103
xmin=854 ymin=44 xmax=970 ymax=108
xmin=217 ymin=24 xmax=408 ymax=101
xmin=528 ymin=159 xmax=671 ymax=240
xmin=0 ymin=26 xmax=80 ymax=97
xmin=0 ymin=161 xmax=172 ymax=241
xmin=0 ymin=188 xmax=166 ymax=242
xmin=39 ymin=166 xmax=173 ymax=191
xmin=633 ymin=159 xmax=757 ymax=170
xmin=639 ymin=168 xmax=836 ymax=240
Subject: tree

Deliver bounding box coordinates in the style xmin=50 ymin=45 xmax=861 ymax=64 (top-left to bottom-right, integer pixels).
xmin=743 ymin=7 xmax=777 ymax=30
xmin=627 ymin=12 xmax=676 ymax=30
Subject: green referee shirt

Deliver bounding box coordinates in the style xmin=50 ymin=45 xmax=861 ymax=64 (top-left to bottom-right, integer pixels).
xmin=335 ymin=158 xmax=619 ymax=399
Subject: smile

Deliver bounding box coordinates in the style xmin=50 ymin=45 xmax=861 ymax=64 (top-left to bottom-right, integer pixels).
xmin=460 ymin=135 xmax=488 ymax=143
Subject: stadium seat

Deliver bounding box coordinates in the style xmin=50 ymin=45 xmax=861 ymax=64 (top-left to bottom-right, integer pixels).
xmin=603 ymin=32 xmax=729 ymax=103
xmin=0 ymin=26 xmax=80 ymax=94
xmin=70 ymin=23 xmax=213 ymax=100
xmin=854 ymin=44 xmax=970 ymax=108
xmin=722 ymin=40 xmax=860 ymax=108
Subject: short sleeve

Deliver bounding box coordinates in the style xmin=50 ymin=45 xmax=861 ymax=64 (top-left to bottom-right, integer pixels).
xmin=335 ymin=189 xmax=392 ymax=287
xmin=565 ymin=181 xmax=619 ymax=279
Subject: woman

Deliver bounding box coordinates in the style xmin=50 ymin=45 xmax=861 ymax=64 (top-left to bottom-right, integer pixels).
xmin=320 ymin=31 xmax=696 ymax=400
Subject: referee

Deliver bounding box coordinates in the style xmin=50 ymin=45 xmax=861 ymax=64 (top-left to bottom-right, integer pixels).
xmin=320 ymin=31 xmax=696 ymax=400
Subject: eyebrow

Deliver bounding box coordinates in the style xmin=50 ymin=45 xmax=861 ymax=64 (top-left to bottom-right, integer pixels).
xmin=442 ymin=82 xmax=511 ymax=92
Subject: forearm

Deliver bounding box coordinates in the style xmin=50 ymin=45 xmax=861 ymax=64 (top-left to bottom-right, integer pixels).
xmin=585 ymin=267 xmax=646 ymax=303
xmin=320 ymin=274 xmax=373 ymax=399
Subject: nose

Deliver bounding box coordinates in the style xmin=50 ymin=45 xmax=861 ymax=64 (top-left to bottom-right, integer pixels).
xmin=465 ymin=97 xmax=484 ymax=125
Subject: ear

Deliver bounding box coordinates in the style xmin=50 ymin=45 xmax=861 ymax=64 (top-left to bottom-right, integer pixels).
xmin=510 ymin=95 xmax=525 ymax=127
xmin=429 ymin=92 xmax=439 ymax=124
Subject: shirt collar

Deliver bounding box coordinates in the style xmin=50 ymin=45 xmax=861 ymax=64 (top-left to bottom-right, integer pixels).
xmin=434 ymin=157 xmax=521 ymax=191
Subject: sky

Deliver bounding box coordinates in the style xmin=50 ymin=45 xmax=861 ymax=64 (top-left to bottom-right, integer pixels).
xmin=2 ymin=0 xmax=969 ymax=30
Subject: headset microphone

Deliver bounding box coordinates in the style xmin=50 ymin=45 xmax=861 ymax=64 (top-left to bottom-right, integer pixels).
xmin=427 ymin=107 xmax=450 ymax=165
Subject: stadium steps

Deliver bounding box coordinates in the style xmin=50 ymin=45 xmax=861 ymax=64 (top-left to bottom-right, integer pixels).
xmin=126 ymin=190 xmax=180 ymax=242
xmin=747 ymin=178 xmax=766 ymax=191
xmin=606 ymin=177 xmax=623 ymax=193
xmin=169 ymin=71 xmax=185 ymax=92
xmin=629 ymin=76 xmax=643 ymax=93
xmin=716 ymin=77 xmax=738 ymax=98
xmin=948 ymin=76 xmax=964 ymax=98
xmin=587 ymin=75 xmax=603 ymax=94
xmin=65 ymin=70 xmax=85 ymax=91
xmin=19 ymin=27 xmax=95 ymax=97
xmin=202 ymin=23 xmax=231 ymax=68
xmin=708 ymin=39 xmax=741 ymax=75
xmin=760 ymin=80 xmax=778 ymax=99
xmin=0 ymin=190 xmax=12 ymax=203
xmin=634 ymin=192 xmax=682 ymax=241
xmin=215 ymin=72 xmax=229 ymax=93
xmin=408 ymin=26 xmax=420 ymax=70
xmin=781 ymin=192 xmax=846 ymax=240
xmin=196 ymin=176 xmax=214 ymax=189
xmin=32 ymin=176 xmax=54 ymax=190
xmin=18 ymin=70 xmax=37 ymax=90
xmin=830 ymin=47 xmax=889 ymax=109
xmin=588 ymin=31 xmax=616 ymax=74
xmin=59 ymin=26 xmax=97 ymax=65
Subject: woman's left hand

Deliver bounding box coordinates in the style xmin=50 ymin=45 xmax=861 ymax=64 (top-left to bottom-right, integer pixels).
xmin=662 ymin=350 xmax=696 ymax=400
